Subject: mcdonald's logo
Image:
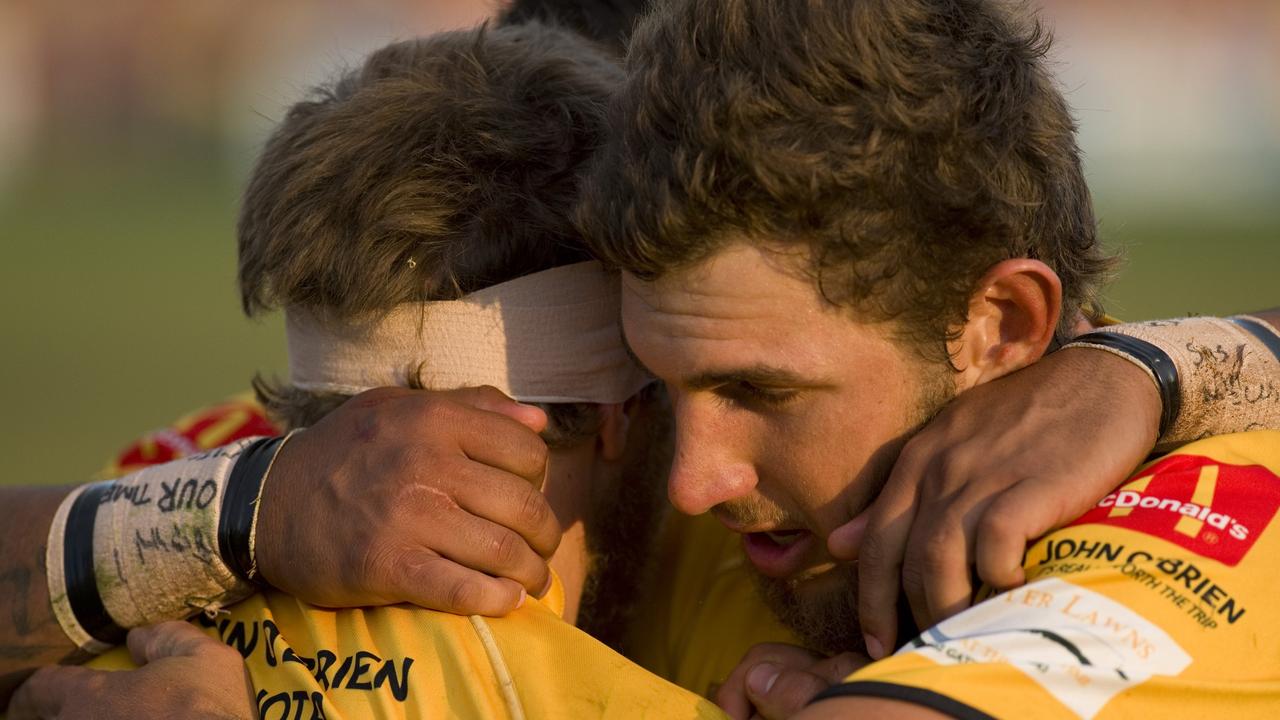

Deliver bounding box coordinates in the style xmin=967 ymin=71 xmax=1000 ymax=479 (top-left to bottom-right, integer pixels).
xmin=1070 ymin=454 xmax=1280 ymax=566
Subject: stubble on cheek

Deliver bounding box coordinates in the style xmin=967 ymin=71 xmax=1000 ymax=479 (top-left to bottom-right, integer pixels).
xmin=750 ymin=364 xmax=955 ymax=654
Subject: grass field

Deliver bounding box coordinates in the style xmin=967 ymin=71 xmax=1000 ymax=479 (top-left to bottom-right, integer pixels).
xmin=1 ymin=144 xmax=1276 ymax=487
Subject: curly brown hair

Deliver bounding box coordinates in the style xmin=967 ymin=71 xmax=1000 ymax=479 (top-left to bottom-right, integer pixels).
xmin=238 ymin=22 xmax=621 ymax=321
xmin=578 ymin=0 xmax=1116 ymax=357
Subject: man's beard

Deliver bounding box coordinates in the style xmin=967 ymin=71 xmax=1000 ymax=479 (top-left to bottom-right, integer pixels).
xmin=574 ymin=392 xmax=674 ymax=650
xmin=753 ymin=562 xmax=865 ymax=654
xmin=750 ymin=366 xmax=954 ymax=654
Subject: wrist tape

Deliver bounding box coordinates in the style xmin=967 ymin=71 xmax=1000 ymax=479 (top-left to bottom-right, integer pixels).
xmin=1065 ymin=315 xmax=1280 ymax=446
xmin=47 ymin=433 xmax=294 ymax=652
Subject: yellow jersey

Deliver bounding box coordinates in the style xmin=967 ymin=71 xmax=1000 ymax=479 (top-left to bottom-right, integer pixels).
xmin=815 ymin=431 xmax=1280 ymax=719
xmin=91 ymin=579 xmax=724 ymax=719
xmin=625 ymin=511 xmax=800 ymax=696
xmin=88 ymin=396 xmax=725 ymax=718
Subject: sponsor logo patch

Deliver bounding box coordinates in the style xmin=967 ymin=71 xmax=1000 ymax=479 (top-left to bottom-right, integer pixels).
xmin=1069 ymin=454 xmax=1280 ymax=566
xmin=904 ymin=578 xmax=1191 ymax=719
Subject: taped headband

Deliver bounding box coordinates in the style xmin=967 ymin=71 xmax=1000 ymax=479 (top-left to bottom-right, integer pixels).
xmin=286 ymin=261 xmax=652 ymax=404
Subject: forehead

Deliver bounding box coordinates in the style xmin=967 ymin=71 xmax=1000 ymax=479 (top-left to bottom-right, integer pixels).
xmin=620 ymin=244 xmax=891 ymax=378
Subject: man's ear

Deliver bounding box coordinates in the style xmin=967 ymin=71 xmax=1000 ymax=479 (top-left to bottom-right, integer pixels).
xmin=947 ymin=259 xmax=1062 ymax=390
xmin=598 ymin=402 xmax=631 ymax=462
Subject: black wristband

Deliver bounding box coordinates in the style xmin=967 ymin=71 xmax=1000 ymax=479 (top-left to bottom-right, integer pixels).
xmin=1229 ymin=316 xmax=1280 ymax=362
xmin=1069 ymin=331 xmax=1181 ymax=438
xmin=218 ymin=435 xmax=287 ymax=586
xmin=63 ymin=482 xmax=128 ymax=645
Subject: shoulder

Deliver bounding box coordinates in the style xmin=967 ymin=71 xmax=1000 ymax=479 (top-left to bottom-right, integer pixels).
xmin=104 ymin=393 xmax=279 ymax=476
xmin=810 ymin=431 xmax=1280 ymax=720
xmin=192 ymin=589 xmax=721 ymax=719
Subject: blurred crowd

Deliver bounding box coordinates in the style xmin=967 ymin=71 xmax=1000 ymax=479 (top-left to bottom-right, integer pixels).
xmin=0 ymin=0 xmax=1275 ymax=210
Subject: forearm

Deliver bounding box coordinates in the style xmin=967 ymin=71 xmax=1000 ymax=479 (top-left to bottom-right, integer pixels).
xmin=1068 ymin=305 xmax=1280 ymax=447
xmin=0 ymin=439 xmax=273 ymax=707
xmin=0 ymin=486 xmax=80 ymax=702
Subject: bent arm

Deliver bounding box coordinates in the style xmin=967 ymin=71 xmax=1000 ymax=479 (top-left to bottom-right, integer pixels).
xmin=0 ymin=386 xmax=558 ymax=710
xmin=0 ymin=486 xmax=78 ymax=701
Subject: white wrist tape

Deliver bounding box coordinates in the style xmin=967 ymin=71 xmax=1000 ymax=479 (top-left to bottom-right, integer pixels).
xmin=1066 ymin=316 xmax=1280 ymax=446
xmin=46 ymin=437 xmax=268 ymax=651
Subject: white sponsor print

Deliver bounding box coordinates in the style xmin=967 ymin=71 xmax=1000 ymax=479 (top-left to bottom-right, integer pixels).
xmin=900 ymin=577 xmax=1191 ymax=719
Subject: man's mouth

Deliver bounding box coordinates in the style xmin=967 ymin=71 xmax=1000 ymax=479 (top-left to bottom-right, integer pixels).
xmin=741 ymin=528 xmax=815 ymax=578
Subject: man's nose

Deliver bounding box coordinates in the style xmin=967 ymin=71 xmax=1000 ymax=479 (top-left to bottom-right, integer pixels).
xmin=666 ymin=405 xmax=757 ymax=516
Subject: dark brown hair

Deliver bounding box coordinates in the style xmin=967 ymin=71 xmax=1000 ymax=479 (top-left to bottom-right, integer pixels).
xmin=239 ymin=22 xmax=623 ymax=433
xmin=579 ymin=0 xmax=1116 ymax=357
xmin=238 ymin=22 xmax=621 ymax=320
xmin=499 ymin=0 xmax=652 ymax=55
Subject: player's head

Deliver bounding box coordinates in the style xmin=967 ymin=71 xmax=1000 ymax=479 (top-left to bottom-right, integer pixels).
xmin=238 ymin=21 xmax=622 ymax=432
xmin=579 ymin=0 xmax=1115 ymax=651
xmin=237 ymin=22 xmax=665 ymax=636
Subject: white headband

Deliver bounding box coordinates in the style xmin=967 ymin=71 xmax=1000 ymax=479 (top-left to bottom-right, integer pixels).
xmin=285 ymin=261 xmax=652 ymax=404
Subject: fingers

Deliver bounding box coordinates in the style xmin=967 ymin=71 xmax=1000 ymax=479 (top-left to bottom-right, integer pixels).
xmin=376 ymin=548 xmax=530 ymax=616
xmin=427 ymin=509 xmax=553 ymax=597
xmin=127 ymin=621 xmax=225 ymax=665
xmin=975 ymin=477 xmax=1073 ymax=591
xmin=901 ymin=508 xmax=974 ymax=628
xmin=826 ymin=514 xmax=866 ymax=561
xmin=445 ymin=386 xmax=548 ymax=433
xmin=455 ymin=411 xmax=549 ymax=489
xmin=452 ymin=465 xmax=562 ymax=559
xmin=855 ymin=454 xmax=925 ymax=658
xmin=716 ymin=644 xmax=822 ymax=720
xmin=743 ymin=664 xmax=832 ymax=720
xmin=9 ymin=665 xmax=108 ymax=720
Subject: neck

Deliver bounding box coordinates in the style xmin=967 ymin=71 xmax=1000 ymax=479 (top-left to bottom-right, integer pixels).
xmin=542 ymin=443 xmax=597 ymax=625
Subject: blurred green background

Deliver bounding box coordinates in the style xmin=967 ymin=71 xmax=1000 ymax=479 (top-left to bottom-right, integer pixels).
xmin=1 ymin=0 xmax=1276 ymax=486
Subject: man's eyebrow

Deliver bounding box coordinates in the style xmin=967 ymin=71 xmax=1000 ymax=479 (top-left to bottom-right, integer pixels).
xmin=685 ymin=365 xmax=813 ymax=391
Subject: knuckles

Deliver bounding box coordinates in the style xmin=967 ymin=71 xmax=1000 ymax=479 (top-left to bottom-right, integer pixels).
xmin=915 ymin=527 xmax=959 ymax=578
xmin=446 ymin=577 xmax=487 ymax=614
xmin=489 ymin=530 xmax=525 ymax=570
xmin=516 ymin=485 xmax=552 ymax=530
xmin=358 ymin=541 xmax=408 ymax=590
xmin=412 ymin=396 xmax=464 ymax=432
xmin=976 ymin=505 xmax=1020 ymax=545
xmin=765 ymin=669 xmax=827 ymax=708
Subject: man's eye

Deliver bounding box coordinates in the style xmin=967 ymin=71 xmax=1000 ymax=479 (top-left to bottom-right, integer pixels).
xmin=716 ymin=382 xmax=801 ymax=409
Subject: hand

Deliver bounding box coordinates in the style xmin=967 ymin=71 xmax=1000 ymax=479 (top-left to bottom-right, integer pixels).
xmin=9 ymin=622 xmax=256 ymax=720
xmin=715 ymin=643 xmax=868 ymax=720
xmin=832 ymin=346 xmax=1162 ymax=657
xmin=256 ymin=386 xmax=559 ymax=617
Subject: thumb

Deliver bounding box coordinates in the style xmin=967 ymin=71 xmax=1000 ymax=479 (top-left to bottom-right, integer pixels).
xmin=10 ymin=665 xmax=108 ymax=719
xmin=827 ymin=513 xmax=868 ymax=561
xmin=128 ymin=621 xmax=224 ymax=665
xmin=450 ymin=386 xmax=548 ymax=433
xmin=745 ymin=662 xmax=832 ymax=720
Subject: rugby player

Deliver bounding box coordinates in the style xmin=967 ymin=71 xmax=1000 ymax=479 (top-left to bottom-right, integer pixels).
xmin=573 ymin=0 xmax=1280 ymax=716
xmin=0 ymin=0 xmax=658 ymax=702
xmin=9 ymin=15 xmax=730 ymax=720
xmin=5 ymin=0 xmax=1274 ymax=712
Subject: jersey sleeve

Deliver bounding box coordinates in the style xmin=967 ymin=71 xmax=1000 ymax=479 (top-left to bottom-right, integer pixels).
xmin=813 ymin=431 xmax=1280 ymax=720
xmin=102 ymin=393 xmax=278 ymax=476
